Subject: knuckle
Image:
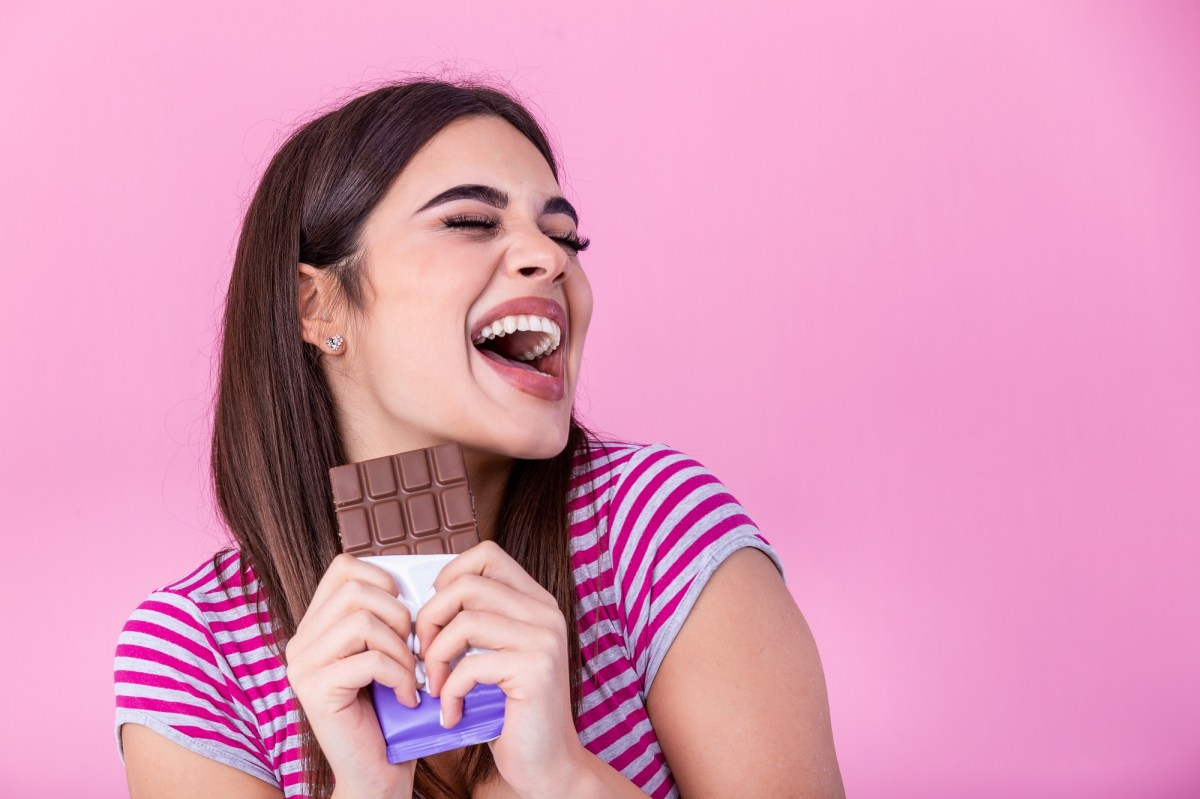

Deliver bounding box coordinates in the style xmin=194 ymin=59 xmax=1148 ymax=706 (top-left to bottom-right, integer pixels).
xmin=349 ymin=608 xmax=375 ymax=636
xmin=535 ymin=628 xmax=560 ymax=654
xmin=541 ymin=606 xmax=568 ymax=634
xmin=343 ymin=578 xmax=371 ymax=603
xmin=530 ymin=650 xmax=558 ymax=678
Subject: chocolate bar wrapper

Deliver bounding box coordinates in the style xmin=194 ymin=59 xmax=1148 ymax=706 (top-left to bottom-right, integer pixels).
xmin=329 ymin=444 xmax=504 ymax=762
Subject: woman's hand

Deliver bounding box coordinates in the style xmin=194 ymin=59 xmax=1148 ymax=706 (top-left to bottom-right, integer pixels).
xmin=285 ymin=553 xmax=418 ymax=799
xmin=416 ymin=541 xmax=588 ymax=798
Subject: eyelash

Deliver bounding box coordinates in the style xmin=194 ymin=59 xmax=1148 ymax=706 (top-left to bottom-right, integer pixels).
xmin=442 ymin=214 xmax=591 ymax=254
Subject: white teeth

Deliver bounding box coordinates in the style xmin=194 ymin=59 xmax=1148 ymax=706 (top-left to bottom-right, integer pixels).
xmin=471 ymin=313 xmax=562 ymax=360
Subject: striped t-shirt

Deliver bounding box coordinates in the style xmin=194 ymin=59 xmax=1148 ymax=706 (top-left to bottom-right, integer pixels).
xmin=114 ymin=440 xmax=783 ymax=798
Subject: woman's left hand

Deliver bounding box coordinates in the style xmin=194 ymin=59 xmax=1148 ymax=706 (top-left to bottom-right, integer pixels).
xmin=414 ymin=541 xmax=586 ymax=798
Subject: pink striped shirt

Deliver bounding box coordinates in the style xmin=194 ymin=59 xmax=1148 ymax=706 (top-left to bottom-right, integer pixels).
xmin=114 ymin=440 xmax=782 ymax=797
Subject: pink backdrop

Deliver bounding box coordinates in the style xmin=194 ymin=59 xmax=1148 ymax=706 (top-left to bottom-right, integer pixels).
xmin=2 ymin=2 xmax=1197 ymax=796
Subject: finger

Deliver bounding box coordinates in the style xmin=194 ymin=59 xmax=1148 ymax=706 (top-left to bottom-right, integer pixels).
xmin=414 ymin=574 xmax=558 ymax=655
xmin=301 ymin=609 xmax=417 ymax=676
xmin=423 ymin=612 xmax=556 ymax=695
xmin=437 ymin=651 xmax=531 ymax=728
xmin=304 ymin=649 xmax=421 ymax=710
xmin=300 ymin=577 xmax=414 ymax=646
xmin=307 ymin=554 xmax=399 ymax=620
xmin=432 ymin=541 xmax=549 ymax=599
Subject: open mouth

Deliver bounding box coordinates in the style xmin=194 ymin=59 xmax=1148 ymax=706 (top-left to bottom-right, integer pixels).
xmin=471 ymin=314 xmax=564 ymax=380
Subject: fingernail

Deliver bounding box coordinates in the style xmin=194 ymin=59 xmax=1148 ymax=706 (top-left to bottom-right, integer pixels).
xmin=413 ymin=689 xmax=421 ymax=707
xmin=439 ymin=708 xmax=447 ymax=728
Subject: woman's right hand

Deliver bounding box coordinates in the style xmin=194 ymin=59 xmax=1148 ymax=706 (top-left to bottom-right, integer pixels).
xmin=285 ymin=553 xmax=419 ymax=798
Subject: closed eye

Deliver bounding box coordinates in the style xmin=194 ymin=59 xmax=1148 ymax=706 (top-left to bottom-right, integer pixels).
xmin=550 ymin=232 xmax=590 ymax=254
xmin=443 ymin=214 xmax=499 ymax=232
xmin=442 ymin=214 xmax=589 ymax=255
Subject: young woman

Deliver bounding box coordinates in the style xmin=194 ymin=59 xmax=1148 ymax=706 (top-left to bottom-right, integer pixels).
xmin=114 ymin=79 xmax=845 ymax=799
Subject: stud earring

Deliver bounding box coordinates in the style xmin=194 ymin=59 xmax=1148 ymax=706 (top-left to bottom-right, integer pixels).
xmin=324 ymin=334 xmax=344 ymax=352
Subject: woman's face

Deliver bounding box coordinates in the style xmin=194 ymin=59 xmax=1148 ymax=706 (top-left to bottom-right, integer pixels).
xmin=317 ymin=115 xmax=593 ymax=463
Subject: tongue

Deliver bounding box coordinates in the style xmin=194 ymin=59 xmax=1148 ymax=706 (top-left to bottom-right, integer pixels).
xmin=480 ymin=348 xmax=541 ymax=373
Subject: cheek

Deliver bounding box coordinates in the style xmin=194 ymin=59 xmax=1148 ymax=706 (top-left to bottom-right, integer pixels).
xmin=569 ymin=278 xmax=594 ymax=344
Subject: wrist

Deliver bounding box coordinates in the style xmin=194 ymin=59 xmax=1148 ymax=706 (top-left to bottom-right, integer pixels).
xmin=533 ymin=744 xmax=634 ymax=799
xmin=329 ymin=769 xmax=414 ymax=799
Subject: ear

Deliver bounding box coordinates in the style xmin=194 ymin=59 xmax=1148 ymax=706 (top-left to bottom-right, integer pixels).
xmin=297 ymin=263 xmax=344 ymax=353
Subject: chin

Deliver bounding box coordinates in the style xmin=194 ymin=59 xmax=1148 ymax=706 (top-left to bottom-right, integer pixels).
xmin=496 ymin=415 xmax=572 ymax=461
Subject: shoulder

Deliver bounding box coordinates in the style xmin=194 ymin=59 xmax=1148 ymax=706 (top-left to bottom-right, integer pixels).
xmin=592 ymin=440 xmax=780 ymax=574
xmin=118 ymin=550 xmax=264 ymax=650
xmin=571 ymin=439 xmax=784 ymax=685
xmin=115 ymin=548 xmax=269 ymax=701
xmin=114 ymin=548 xmax=281 ymax=785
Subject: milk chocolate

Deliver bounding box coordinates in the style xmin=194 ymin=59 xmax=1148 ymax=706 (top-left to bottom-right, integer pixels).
xmin=329 ymin=443 xmax=480 ymax=556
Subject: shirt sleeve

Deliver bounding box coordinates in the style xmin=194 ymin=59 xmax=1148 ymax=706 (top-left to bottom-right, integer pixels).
xmin=605 ymin=444 xmax=785 ymax=695
xmin=113 ymin=590 xmax=277 ymax=785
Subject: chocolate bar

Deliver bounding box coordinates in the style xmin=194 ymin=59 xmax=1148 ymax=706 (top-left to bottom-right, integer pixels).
xmin=329 ymin=443 xmax=480 ymax=556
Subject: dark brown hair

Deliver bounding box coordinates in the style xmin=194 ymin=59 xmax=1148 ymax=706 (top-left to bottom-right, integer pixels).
xmin=211 ymin=79 xmax=590 ymax=798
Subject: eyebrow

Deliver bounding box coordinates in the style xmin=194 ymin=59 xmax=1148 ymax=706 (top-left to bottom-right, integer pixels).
xmin=415 ymin=183 xmax=580 ymax=225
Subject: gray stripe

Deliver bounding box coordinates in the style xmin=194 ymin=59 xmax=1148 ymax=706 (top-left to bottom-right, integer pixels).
xmin=115 ymin=712 xmax=276 ymax=786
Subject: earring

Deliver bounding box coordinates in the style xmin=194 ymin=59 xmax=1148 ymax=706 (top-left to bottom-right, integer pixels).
xmin=324 ymin=334 xmax=344 ymax=352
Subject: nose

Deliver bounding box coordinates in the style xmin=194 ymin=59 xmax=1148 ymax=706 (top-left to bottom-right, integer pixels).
xmin=503 ymin=228 xmax=569 ymax=284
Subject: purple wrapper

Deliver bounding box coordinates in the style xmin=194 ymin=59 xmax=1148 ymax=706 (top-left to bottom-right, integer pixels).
xmin=371 ymin=680 xmax=506 ymax=763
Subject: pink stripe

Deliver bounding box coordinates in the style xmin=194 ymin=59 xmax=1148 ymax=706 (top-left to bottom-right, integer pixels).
xmin=585 ymin=713 xmax=653 ymax=761
xmin=118 ymin=693 xmax=251 ymax=743
xmin=229 ymin=653 xmax=286 ymax=682
xmin=251 ymin=693 xmax=293 ymax=729
xmin=648 ymin=763 xmax=676 ymax=791
xmin=262 ymin=723 xmax=296 ymax=754
xmin=576 ymin=606 xmax=618 ymax=635
xmin=631 ymin=753 xmax=667 ymax=793
xmin=577 ymin=672 xmax=640 ymax=728
xmin=116 ymin=670 xmax=245 ymax=731
xmin=569 ymin=531 xmax=602 ymax=569
xmin=579 ymin=631 xmax=625 ymax=663
xmin=120 ymin=619 xmax=220 ymax=670
xmin=245 ymin=673 xmax=291 ymax=699
xmin=194 ymin=594 xmax=254 ymax=615
xmin=209 ymin=618 xmax=263 ymax=643
xmin=164 ymin=557 xmax=218 ymax=595
xmin=171 ymin=723 xmax=272 ymax=773
xmin=137 ymin=597 xmax=231 ymax=655
xmin=607 ymin=726 xmax=660 ymax=772
xmin=278 ymin=744 xmax=303 ymax=764
xmin=650 ymin=771 xmax=676 ymax=799
xmin=116 ymin=643 xmax=236 ymax=699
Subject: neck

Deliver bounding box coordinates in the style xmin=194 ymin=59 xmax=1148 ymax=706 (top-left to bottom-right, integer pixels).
xmin=461 ymin=447 xmax=514 ymax=542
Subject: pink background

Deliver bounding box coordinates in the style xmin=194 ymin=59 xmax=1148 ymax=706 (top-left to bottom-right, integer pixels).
xmin=2 ymin=2 xmax=1197 ymax=796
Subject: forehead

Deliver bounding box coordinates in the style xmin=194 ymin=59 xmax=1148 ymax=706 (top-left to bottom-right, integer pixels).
xmin=391 ymin=115 xmax=559 ymax=204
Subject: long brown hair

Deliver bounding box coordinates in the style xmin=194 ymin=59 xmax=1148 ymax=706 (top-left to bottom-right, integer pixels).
xmin=211 ymin=79 xmax=589 ymax=798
